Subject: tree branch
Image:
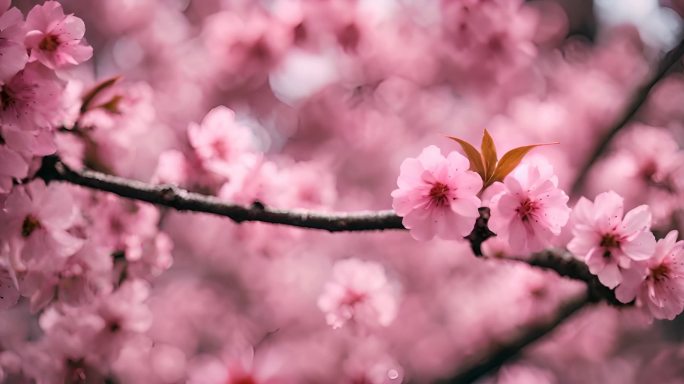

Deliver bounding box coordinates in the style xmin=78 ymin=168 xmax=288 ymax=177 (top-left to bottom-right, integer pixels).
xmin=36 ymin=155 xmax=404 ymax=232
xmin=571 ymin=36 xmax=684 ymax=196
xmin=436 ymin=293 xmax=591 ymax=384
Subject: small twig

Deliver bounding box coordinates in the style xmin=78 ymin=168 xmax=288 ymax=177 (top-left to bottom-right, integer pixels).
xmin=522 ymin=249 xmax=627 ymax=306
xmin=571 ymin=36 xmax=684 ymax=196
xmin=464 ymin=207 xmax=496 ymax=256
xmin=436 ymin=293 xmax=591 ymax=384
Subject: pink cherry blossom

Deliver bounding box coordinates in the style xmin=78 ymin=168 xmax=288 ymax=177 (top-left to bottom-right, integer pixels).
xmin=489 ymin=161 xmax=571 ymax=254
xmin=188 ymin=106 xmax=259 ymax=179
xmin=391 ymin=145 xmax=482 ymax=241
xmin=24 ymin=1 xmax=93 ymax=69
xmin=0 ymin=62 xmax=64 ymax=130
xmin=567 ymin=191 xmax=656 ymax=289
xmin=0 ymin=1 xmax=27 ymax=81
xmin=317 ymin=258 xmax=399 ymax=329
xmin=616 ymin=230 xmax=684 ymax=320
xmin=0 ymin=180 xmax=83 ymax=279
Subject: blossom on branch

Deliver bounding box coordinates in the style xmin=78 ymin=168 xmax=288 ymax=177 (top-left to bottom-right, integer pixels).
xmin=567 ymin=191 xmax=656 ymax=289
xmin=24 ymin=1 xmax=93 ymax=69
xmin=0 ymin=180 xmax=83 ymax=279
xmin=616 ymin=231 xmax=684 ymax=320
xmin=391 ymin=145 xmax=482 ymax=241
xmin=488 ymin=161 xmax=571 ymax=254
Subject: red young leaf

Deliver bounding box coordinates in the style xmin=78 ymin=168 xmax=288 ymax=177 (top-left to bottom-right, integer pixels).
xmin=481 ymin=129 xmax=497 ymax=182
xmin=448 ymin=136 xmax=486 ymax=181
xmin=490 ymin=143 xmax=558 ymax=185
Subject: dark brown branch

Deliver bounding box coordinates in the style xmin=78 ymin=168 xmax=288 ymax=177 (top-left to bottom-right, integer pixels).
xmin=465 ymin=207 xmax=496 ymax=256
xmin=571 ymin=36 xmax=684 ymax=196
xmin=36 ymin=156 xmax=405 ymax=232
xmin=436 ymin=293 xmax=591 ymax=384
xmin=522 ymin=249 xmax=626 ymax=306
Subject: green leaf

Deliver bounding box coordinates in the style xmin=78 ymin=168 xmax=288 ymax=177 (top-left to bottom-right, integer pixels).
xmin=448 ymin=136 xmax=486 ymax=181
xmin=481 ymin=129 xmax=497 ymax=183
xmin=490 ymin=143 xmax=558 ymax=184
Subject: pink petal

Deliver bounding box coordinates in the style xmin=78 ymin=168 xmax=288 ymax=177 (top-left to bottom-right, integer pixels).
xmin=396 ymin=158 xmax=424 ymax=189
xmin=403 ymin=208 xmax=436 ymax=241
xmin=622 ymin=231 xmax=656 ymax=261
xmin=571 ymin=197 xmax=594 ymax=226
xmin=593 ymin=191 xmax=624 ymax=231
xmin=450 ymin=195 xmax=480 ymax=218
xmin=0 ymin=147 xmax=28 ymax=178
xmin=416 ymin=145 xmax=444 ymax=174
xmin=445 ymin=151 xmax=470 ymax=172
xmin=621 ymin=205 xmax=652 ymax=236
xmin=56 ymin=15 xmax=86 ymax=40
xmin=598 ymin=262 xmax=622 ymax=289
xmin=0 ymin=41 xmax=27 ymax=81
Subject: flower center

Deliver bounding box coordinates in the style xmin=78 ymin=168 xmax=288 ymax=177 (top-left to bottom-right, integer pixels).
xmin=429 ymin=182 xmax=450 ymax=207
xmin=0 ymin=86 xmax=14 ymax=111
xmin=515 ymin=198 xmax=537 ymax=221
xmin=21 ymin=215 xmax=42 ymax=238
xmin=650 ymin=263 xmax=671 ymax=282
xmin=600 ymin=233 xmax=621 ymax=249
xmin=39 ymin=34 xmax=60 ymax=52
xmin=231 ymin=375 xmax=257 ymax=384
xmin=342 ymin=290 xmax=366 ymax=307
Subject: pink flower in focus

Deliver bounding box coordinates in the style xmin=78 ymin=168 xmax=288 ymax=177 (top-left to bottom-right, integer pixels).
xmin=318 ymin=258 xmax=399 ymax=329
xmin=24 ymin=1 xmax=93 ymax=69
xmin=391 ymin=145 xmax=482 ymax=241
xmin=616 ymin=231 xmax=684 ymax=320
xmin=489 ymin=162 xmax=571 ymax=254
xmin=567 ymin=191 xmax=656 ymax=288
xmin=188 ymin=106 xmax=258 ymax=179
xmin=0 ymin=1 xmax=28 ymax=81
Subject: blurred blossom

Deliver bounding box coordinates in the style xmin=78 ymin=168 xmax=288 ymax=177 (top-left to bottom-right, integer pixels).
xmin=318 ymin=258 xmax=399 ymax=329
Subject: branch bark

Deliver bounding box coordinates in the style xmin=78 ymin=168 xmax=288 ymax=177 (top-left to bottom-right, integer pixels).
xmin=571 ymin=36 xmax=684 ymax=196
xmin=36 ymin=155 xmax=405 ymax=232
xmin=435 ymin=293 xmax=591 ymax=384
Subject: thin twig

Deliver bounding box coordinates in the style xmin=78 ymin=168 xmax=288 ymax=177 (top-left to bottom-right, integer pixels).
xmin=435 ymin=293 xmax=591 ymax=384
xmin=571 ymin=36 xmax=684 ymax=196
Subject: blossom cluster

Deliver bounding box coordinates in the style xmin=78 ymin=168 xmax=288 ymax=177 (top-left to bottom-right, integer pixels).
xmin=392 ymin=131 xmax=684 ymax=321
